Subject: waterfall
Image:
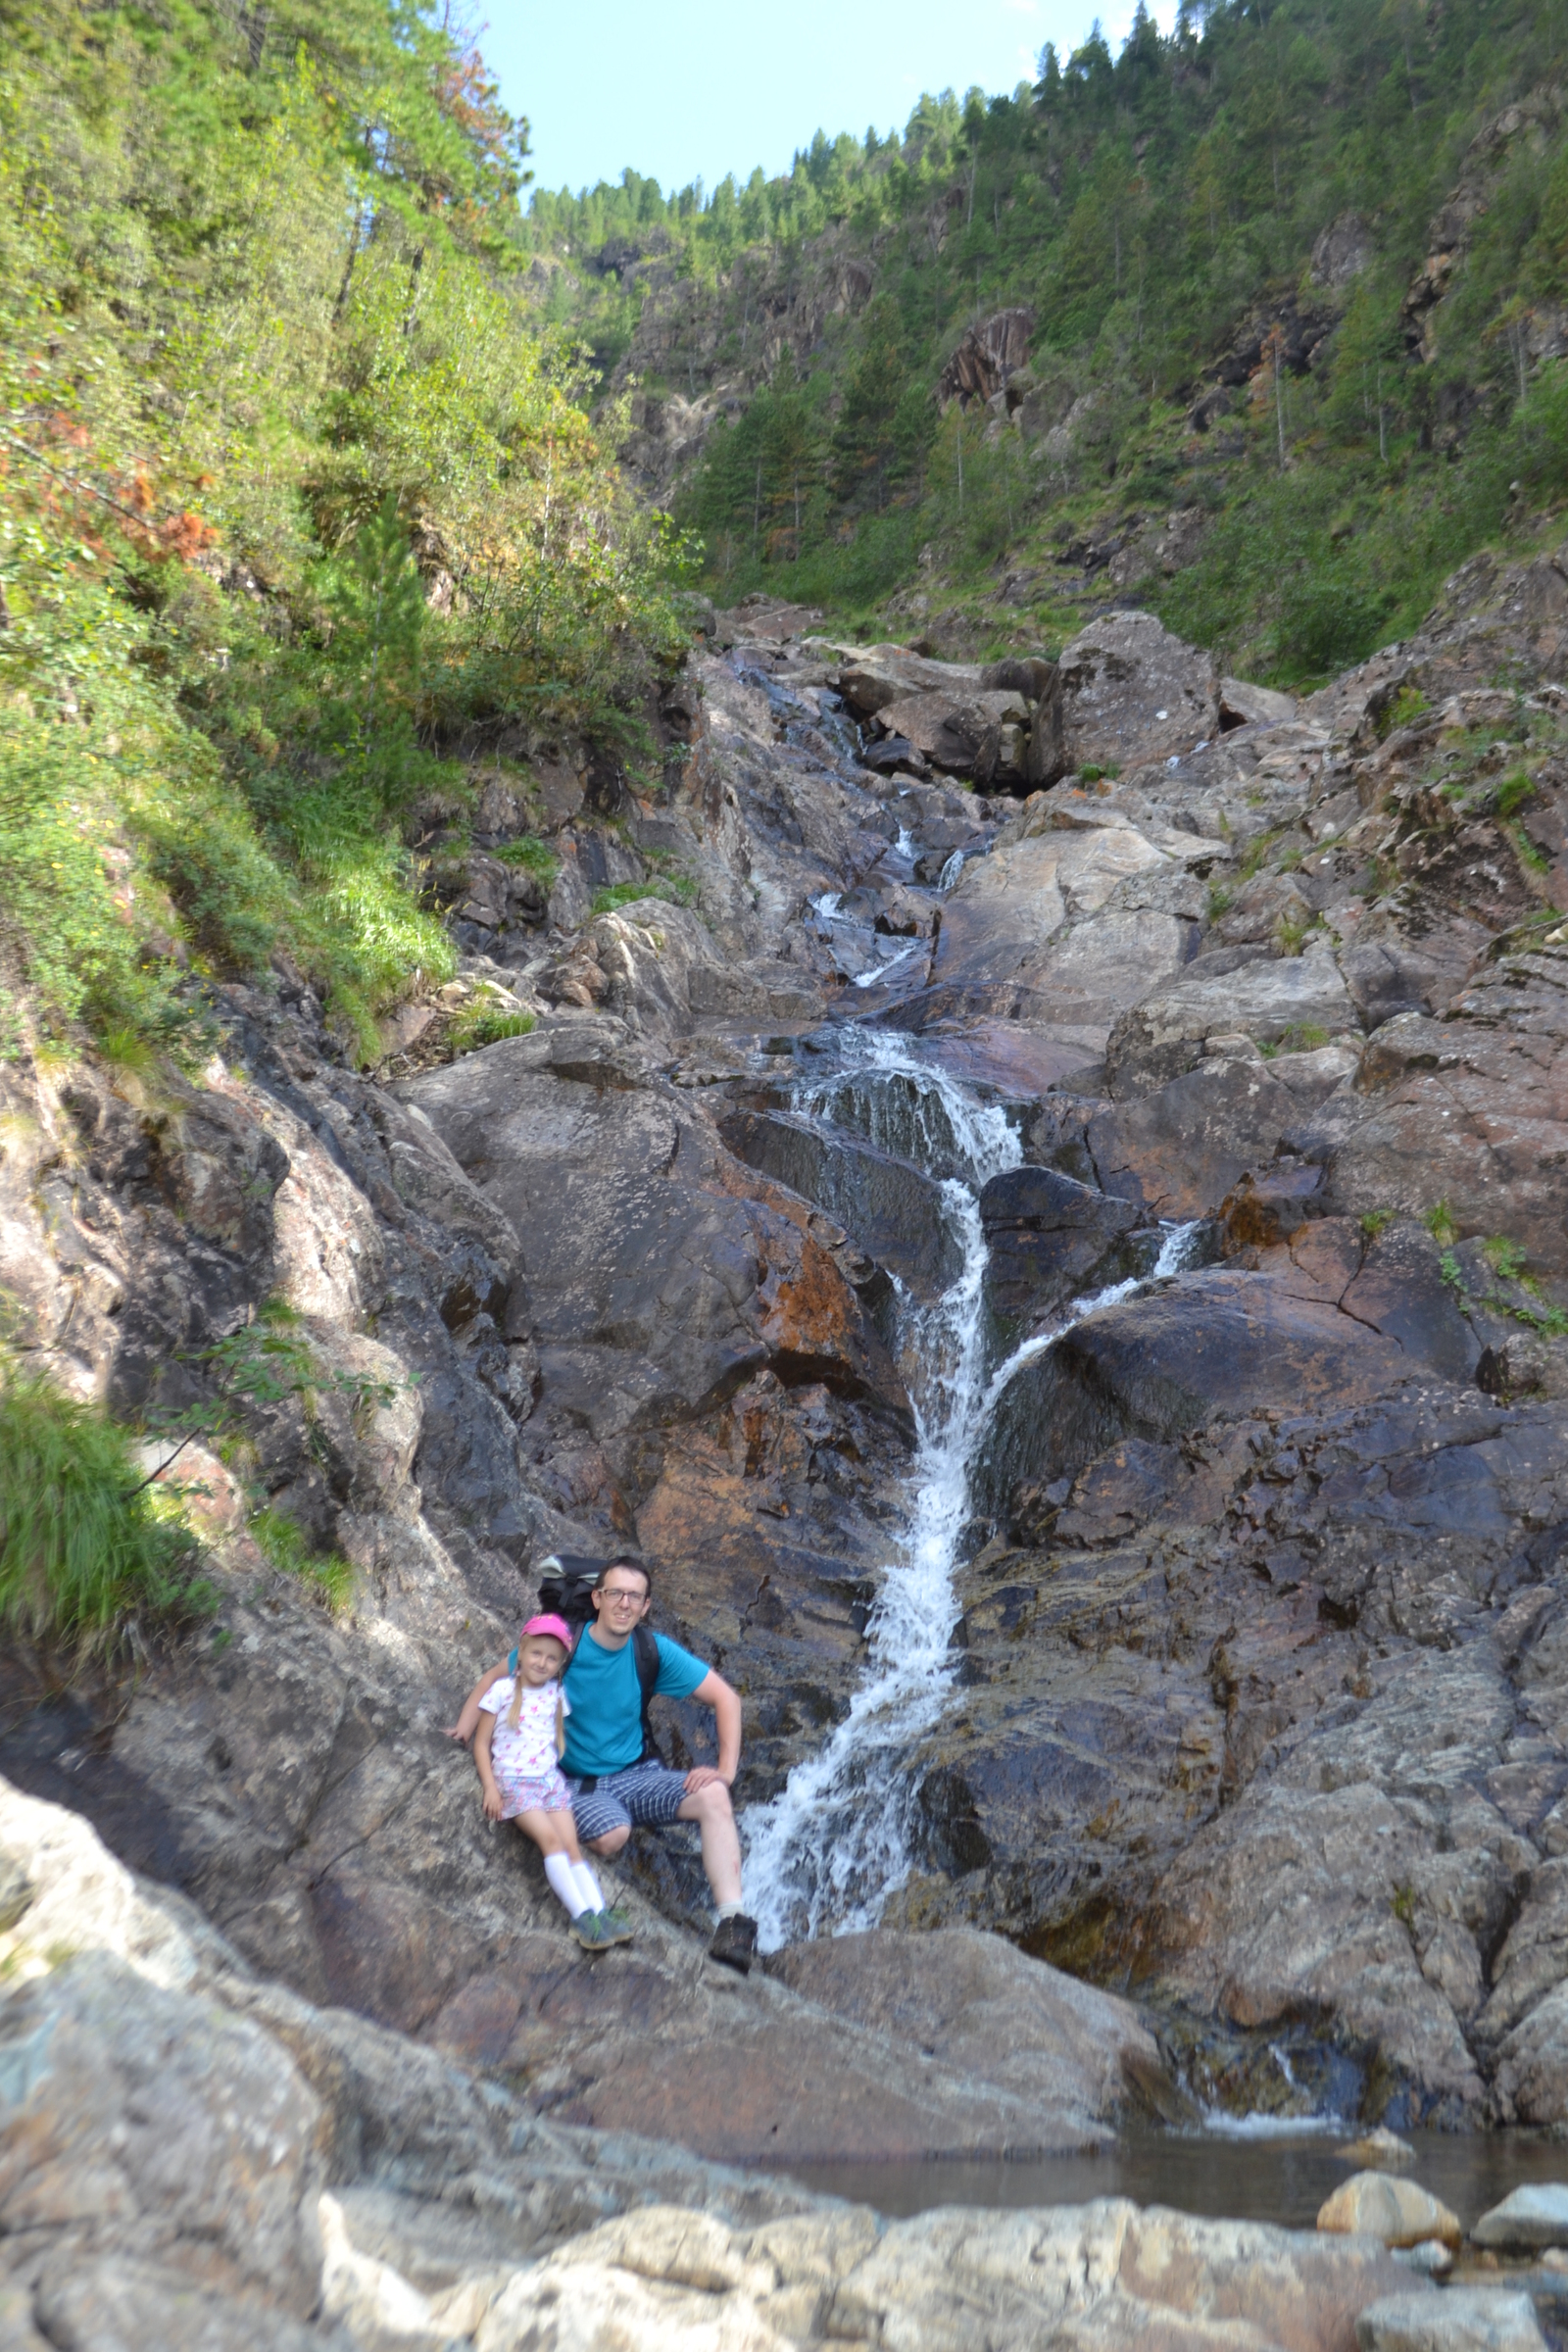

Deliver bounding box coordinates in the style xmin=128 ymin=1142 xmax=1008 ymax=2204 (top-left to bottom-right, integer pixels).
xmin=743 ymin=1031 xmax=1200 ymax=1952
xmin=743 ymin=1032 xmax=1019 ymax=1949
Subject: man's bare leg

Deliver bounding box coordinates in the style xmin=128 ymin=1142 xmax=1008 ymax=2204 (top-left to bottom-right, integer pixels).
xmin=678 ymin=1782 xmax=743 ymax=1909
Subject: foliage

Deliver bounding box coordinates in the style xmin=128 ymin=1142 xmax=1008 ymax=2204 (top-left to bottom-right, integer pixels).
xmin=147 ymin=1297 xmax=403 ymax=1472
xmin=590 ymin=877 xmax=697 ymax=914
xmin=494 ymin=836 xmax=560 ymax=883
xmin=0 ymin=1359 xmax=217 ymax=1650
xmin=525 ymin=1 xmax=1568 ymax=677
xmin=1426 ymin=1200 xmax=1460 ymax=1246
xmin=452 ymin=1005 xmax=534 ymax=1052
xmin=0 ymin=0 xmax=690 ymax=1061
xmin=246 ymin=1506 xmax=355 ymax=1611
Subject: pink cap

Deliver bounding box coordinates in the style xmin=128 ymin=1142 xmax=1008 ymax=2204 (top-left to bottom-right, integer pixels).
xmin=521 ymin=1613 xmax=574 ymax=1651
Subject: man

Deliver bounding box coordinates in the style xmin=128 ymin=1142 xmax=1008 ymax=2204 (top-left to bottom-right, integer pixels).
xmin=450 ymin=1557 xmax=759 ymax=1974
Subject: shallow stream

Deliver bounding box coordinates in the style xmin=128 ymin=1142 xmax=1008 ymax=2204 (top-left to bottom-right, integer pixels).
xmin=777 ymin=2130 xmax=1568 ymax=2232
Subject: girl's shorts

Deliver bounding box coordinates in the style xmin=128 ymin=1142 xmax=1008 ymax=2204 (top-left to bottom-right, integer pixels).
xmin=496 ymin=1766 xmax=573 ymax=1820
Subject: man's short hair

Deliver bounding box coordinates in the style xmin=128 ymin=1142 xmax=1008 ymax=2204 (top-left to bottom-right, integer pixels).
xmin=600 ymin=1555 xmax=652 ymax=1593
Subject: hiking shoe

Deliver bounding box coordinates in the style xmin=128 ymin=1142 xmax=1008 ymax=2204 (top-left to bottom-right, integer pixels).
xmin=598 ymin=1903 xmax=635 ymax=1946
xmin=570 ymin=1909 xmax=613 ymax=1952
xmin=708 ymin=1913 xmax=759 ymax=1975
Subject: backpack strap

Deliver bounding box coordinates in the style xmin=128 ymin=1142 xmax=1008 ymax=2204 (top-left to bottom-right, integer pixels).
xmin=632 ymin=1623 xmax=662 ymax=1764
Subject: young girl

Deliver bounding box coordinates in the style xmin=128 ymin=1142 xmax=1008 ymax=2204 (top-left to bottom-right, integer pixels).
xmin=472 ymin=1614 xmax=629 ymax=1952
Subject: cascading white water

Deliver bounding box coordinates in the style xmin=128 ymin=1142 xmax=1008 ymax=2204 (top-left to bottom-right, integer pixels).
xmin=743 ymin=1031 xmax=1200 ymax=1951
xmin=744 ymin=1033 xmax=1019 ymax=1949
xmin=977 ymin=1216 xmax=1202 ymax=1416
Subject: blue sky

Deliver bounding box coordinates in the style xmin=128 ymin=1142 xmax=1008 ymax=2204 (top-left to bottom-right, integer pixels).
xmin=479 ymin=3 xmax=1166 ymax=204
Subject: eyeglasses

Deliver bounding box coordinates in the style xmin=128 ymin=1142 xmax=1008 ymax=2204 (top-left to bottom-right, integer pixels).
xmin=599 ymin=1587 xmax=644 ymax=1607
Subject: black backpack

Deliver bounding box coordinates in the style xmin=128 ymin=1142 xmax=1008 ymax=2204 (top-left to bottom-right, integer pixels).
xmin=534 ymin=1554 xmax=662 ymax=1775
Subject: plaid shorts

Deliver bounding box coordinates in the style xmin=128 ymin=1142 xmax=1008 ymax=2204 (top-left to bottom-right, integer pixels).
xmin=567 ymin=1760 xmax=690 ymax=1843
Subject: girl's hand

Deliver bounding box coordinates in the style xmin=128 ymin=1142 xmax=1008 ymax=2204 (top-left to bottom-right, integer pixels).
xmin=481 ymin=1781 xmax=505 ymax=1821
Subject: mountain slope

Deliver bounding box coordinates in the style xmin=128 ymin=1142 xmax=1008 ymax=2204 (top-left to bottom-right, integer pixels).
xmin=523 ymin=0 xmax=1568 ymax=684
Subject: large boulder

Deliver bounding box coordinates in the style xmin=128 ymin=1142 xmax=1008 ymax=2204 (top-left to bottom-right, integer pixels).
xmin=718 ymin=1106 xmax=960 ymax=1298
xmin=976 ymin=1261 xmax=1410 ymax=1513
xmin=1471 ymin=2184 xmax=1568 ymax=2250
xmin=1355 ymin=2290 xmax=1546 ymax=2352
xmin=1324 ymin=940 xmax=1568 ymax=1274
xmin=980 ymin=1164 xmax=1145 ymax=1332
xmin=832 ymin=642 xmax=992 ymax=715
xmin=403 ymin=1026 xmax=906 ymax=1434
xmin=1056 ymin=610 xmax=1222 ymax=771
xmin=874 ymin=686 xmax=1030 ymax=780
xmin=1106 ymin=952 xmax=1360 ymax=1098
xmin=1088 ymin=1056 xmax=1307 ymax=1219
xmin=1317 ymin=2175 xmax=1461 ymax=2249
xmin=765 ymin=1926 xmax=1164 ymax=2121
xmin=928 ymin=824 xmax=1198 ymax=1037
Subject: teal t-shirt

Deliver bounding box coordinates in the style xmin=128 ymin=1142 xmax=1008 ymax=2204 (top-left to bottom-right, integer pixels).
xmin=558 ymin=1625 xmax=709 ymax=1778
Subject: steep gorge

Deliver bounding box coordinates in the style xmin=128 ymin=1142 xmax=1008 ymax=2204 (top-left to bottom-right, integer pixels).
xmin=11 ymin=509 xmax=1568 ymax=2351
xmin=10 ymin=535 xmax=1568 ymax=2134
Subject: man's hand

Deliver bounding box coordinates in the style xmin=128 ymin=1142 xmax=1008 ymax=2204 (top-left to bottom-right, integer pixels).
xmin=683 ymin=1765 xmax=732 ymax=1795
xmin=480 ymin=1780 xmax=505 ymax=1820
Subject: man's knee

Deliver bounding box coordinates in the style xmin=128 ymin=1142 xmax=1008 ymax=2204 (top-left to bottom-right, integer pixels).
xmin=587 ymin=1825 xmax=630 ymax=1856
xmin=685 ymin=1782 xmax=734 ymax=1824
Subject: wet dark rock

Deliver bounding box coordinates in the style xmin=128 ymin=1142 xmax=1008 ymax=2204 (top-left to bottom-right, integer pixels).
xmin=717 ymin=1105 xmax=960 ymax=1299
xmin=975 ymin=1262 xmax=1410 ymax=1517
xmin=859 ymin=733 xmax=927 ymax=776
xmin=979 ymin=1164 xmax=1143 ymax=1334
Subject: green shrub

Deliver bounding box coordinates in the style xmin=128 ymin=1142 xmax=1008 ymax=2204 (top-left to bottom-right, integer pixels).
xmin=1495 ymin=770 xmax=1535 ymax=818
xmin=494 ymin=837 xmax=561 ymax=885
xmin=1277 ymin=1022 xmax=1331 ymax=1053
xmin=1484 ymin=1235 xmax=1528 ymax=1280
xmin=247 ymin=1506 xmax=355 ymax=1611
xmin=0 ymin=1363 xmax=217 ymax=1649
xmin=1378 ymin=687 xmax=1433 ymax=741
xmin=452 ymin=1006 xmax=534 ymax=1053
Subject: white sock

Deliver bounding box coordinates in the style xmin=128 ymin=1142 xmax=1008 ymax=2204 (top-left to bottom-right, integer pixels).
xmin=545 ymin=1852 xmax=590 ymax=1918
xmin=569 ymin=1860 xmax=604 ymax=1913
xmin=716 ymin=1899 xmax=747 ymax=1922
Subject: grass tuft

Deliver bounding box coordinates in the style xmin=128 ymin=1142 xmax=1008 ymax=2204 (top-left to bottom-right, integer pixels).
xmin=0 ymin=1362 xmax=217 ymax=1649
xmin=493 ymin=837 xmax=561 ymax=885
xmin=590 ymin=878 xmax=697 ymax=916
xmin=247 ymin=1507 xmax=355 ymax=1611
xmin=1424 ymin=1200 xmax=1459 ymax=1246
xmin=452 ymin=1006 xmax=534 ymax=1054
xmin=1484 ymin=1235 xmax=1529 ymax=1281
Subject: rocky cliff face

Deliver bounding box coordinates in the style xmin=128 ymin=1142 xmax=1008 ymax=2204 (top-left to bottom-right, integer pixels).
xmin=7 ymin=541 xmax=1568 ymax=2204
